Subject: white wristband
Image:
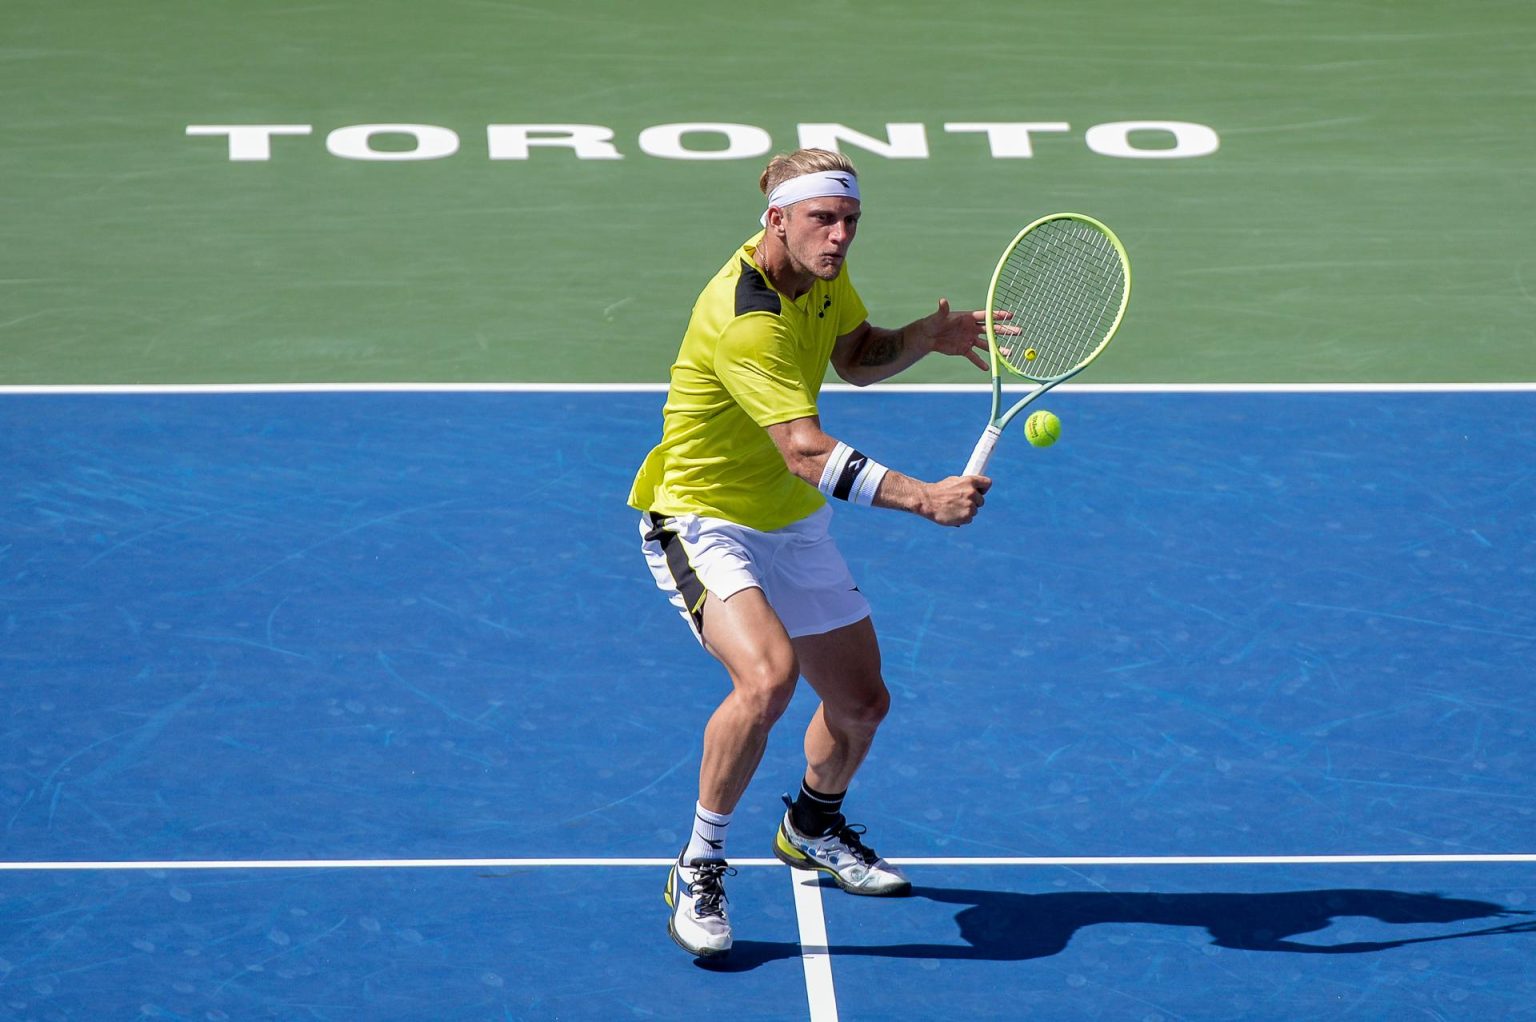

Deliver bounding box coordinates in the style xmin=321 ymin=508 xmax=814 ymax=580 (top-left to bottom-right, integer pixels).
xmin=817 ymin=442 xmax=890 ymax=506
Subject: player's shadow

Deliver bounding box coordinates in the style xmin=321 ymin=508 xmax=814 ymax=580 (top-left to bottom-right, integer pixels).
xmin=851 ymin=886 xmax=1536 ymax=960
xmin=701 ymin=886 xmax=1534 ymax=970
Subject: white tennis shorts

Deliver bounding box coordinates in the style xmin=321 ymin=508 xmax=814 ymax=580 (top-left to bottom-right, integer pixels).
xmin=638 ymin=505 xmax=871 ymax=642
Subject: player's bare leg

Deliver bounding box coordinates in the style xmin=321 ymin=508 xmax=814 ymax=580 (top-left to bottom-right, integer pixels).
xmin=696 ymin=587 xmax=800 ymax=813
xmin=666 ymin=587 xmax=800 ymax=957
xmin=793 ymin=615 xmax=889 ymax=793
xmin=772 ymin=615 xmax=909 ymax=895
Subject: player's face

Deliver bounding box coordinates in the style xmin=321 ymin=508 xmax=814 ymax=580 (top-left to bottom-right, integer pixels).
xmin=783 ymin=197 xmax=860 ymax=280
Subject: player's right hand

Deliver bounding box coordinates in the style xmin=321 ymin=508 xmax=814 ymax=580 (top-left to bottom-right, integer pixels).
xmin=923 ymin=474 xmax=990 ymax=526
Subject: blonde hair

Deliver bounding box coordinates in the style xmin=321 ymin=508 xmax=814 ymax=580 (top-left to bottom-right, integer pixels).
xmin=759 ymin=148 xmax=859 ymax=196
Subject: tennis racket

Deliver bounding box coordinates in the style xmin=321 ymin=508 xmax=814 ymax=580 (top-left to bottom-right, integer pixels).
xmin=962 ymin=213 xmax=1131 ymax=476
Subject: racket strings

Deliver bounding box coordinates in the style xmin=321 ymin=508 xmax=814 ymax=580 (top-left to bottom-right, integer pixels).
xmin=1003 ymin=227 xmax=1116 ymax=370
xmin=1001 ymin=232 xmax=1115 ymax=375
xmin=992 ymin=220 xmax=1125 ymax=379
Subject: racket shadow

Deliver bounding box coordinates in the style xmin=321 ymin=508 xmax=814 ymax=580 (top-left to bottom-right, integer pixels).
xmin=830 ymin=886 xmax=1534 ymax=962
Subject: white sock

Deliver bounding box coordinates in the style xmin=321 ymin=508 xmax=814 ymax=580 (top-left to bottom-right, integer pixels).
xmin=683 ymin=801 xmax=732 ymax=862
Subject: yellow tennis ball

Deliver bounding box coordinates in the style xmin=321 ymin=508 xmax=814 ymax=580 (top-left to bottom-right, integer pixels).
xmin=1025 ymin=410 xmax=1061 ymax=447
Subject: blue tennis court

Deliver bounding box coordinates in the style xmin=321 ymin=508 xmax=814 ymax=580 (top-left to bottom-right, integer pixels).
xmin=3 ymin=387 xmax=1532 ymax=1020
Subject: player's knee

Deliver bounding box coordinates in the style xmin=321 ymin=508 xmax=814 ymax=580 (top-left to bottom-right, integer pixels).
xmin=743 ymin=685 xmax=796 ymax=730
xmin=869 ymin=682 xmax=892 ymax=724
xmin=862 ymin=682 xmax=892 ymax=729
xmin=833 ymin=679 xmax=891 ymax=735
xmin=734 ymin=653 xmax=799 ymax=725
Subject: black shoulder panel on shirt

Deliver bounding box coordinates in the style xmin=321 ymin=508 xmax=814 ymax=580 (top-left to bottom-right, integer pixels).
xmin=735 ymin=260 xmax=782 ymax=316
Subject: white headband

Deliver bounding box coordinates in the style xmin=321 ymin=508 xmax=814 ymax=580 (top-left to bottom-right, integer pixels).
xmin=760 ymin=170 xmax=861 ymax=226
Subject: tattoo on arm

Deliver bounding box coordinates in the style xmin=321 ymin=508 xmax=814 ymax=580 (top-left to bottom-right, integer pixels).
xmin=855 ymin=327 xmax=904 ymax=367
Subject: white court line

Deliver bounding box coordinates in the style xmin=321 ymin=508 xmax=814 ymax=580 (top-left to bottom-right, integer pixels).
xmin=1 ymin=853 xmax=1532 ymax=871
xmin=895 ymin=854 xmax=1536 ymax=866
xmin=790 ymin=872 xmax=840 ymax=1022
xmin=0 ymin=382 xmax=1533 ymax=395
xmin=0 ymin=857 xmax=760 ymax=870
xmin=0 ymin=383 xmax=676 ymax=394
xmin=6 ymin=852 xmax=1528 ymax=1022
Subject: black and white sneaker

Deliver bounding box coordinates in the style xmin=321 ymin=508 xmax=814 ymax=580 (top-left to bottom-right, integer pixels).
xmin=664 ymin=854 xmax=734 ymax=956
xmin=773 ymin=798 xmax=910 ymax=896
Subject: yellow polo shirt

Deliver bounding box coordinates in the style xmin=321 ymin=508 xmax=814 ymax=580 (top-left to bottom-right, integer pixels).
xmin=628 ymin=231 xmax=869 ymax=531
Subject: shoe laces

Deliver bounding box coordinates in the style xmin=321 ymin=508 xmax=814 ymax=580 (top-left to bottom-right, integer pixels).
xmin=780 ymin=794 xmax=884 ymax=867
xmin=827 ymin=818 xmax=880 ymax=866
xmin=686 ymin=862 xmax=734 ymax=918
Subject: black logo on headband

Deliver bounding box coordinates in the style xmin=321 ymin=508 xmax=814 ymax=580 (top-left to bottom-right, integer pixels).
xmin=832 ymin=176 xmax=851 ymax=188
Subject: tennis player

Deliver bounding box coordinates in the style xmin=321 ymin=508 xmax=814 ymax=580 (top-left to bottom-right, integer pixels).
xmin=630 ymin=148 xmax=992 ymax=958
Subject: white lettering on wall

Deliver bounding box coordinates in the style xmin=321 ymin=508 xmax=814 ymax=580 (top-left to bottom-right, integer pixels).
xmin=636 ymin=123 xmax=773 ymax=161
xmin=797 ymin=123 xmax=930 ymax=159
xmin=185 ymin=124 xmax=313 ymax=161
xmin=487 ymin=124 xmax=623 ymax=160
xmin=1084 ymin=120 xmax=1221 ymax=159
xmin=187 ymin=120 xmax=1223 ymax=162
xmin=943 ymin=122 xmax=1072 ymax=158
xmin=325 ymin=124 xmax=460 ymax=161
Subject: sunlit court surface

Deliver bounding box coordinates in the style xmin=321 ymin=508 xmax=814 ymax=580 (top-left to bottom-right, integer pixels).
xmin=4 ymin=1 xmax=1534 ymax=1019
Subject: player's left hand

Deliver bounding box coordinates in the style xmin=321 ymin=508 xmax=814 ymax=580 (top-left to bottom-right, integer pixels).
xmin=918 ymin=298 xmax=992 ymax=371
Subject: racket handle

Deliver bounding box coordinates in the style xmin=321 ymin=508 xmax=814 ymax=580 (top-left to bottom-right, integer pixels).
xmin=963 ymin=424 xmax=1002 ymax=476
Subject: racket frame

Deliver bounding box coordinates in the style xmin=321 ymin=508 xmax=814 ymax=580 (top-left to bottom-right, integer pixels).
xmin=963 ymin=212 xmax=1131 ymax=476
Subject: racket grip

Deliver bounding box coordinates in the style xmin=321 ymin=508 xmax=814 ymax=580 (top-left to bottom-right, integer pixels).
xmin=963 ymin=424 xmax=1002 ymax=476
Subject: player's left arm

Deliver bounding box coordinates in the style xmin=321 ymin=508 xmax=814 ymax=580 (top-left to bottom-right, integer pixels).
xmin=830 ymin=299 xmax=991 ymax=386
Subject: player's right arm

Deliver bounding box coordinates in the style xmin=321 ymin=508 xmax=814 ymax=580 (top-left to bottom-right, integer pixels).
xmin=764 ymin=415 xmax=989 ymax=527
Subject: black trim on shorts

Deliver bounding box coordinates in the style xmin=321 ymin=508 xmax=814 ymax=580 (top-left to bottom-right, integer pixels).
xmin=645 ymin=512 xmax=707 ymax=632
